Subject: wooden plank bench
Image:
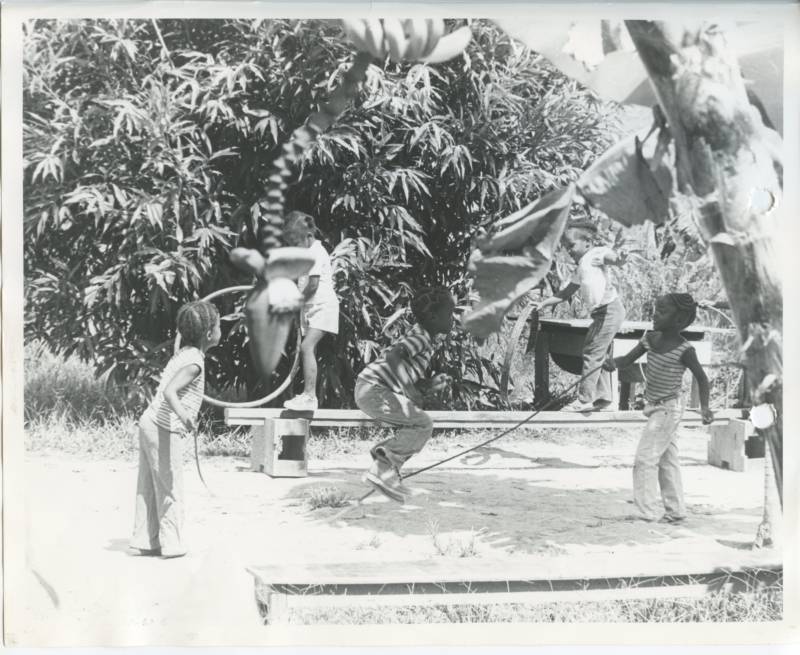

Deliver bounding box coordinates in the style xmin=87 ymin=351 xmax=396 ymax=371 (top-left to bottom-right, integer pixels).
xmin=225 ymin=408 xmax=743 ymax=476
xmin=224 ymin=408 xmax=743 ymax=476
xmin=248 ymin=553 xmax=782 ymax=624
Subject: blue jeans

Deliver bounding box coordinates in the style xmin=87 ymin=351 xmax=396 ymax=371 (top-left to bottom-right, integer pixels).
xmin=354 ymin=378 xmax=433 ymax=469
xmin=633 ymin=399 xmax=685 ymax=520
xmin=578 ymin=297 xmax=626 ymax=405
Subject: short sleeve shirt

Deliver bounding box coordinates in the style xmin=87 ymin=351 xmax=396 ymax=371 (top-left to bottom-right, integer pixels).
xmin=357 ymin=324 xmax=434 ymax=394
xmin=641 ymin=334 xmax=694 ymax=404
xmin=569 ymin=246 xmax=618 ymax=313
xmin=298 ymin=240 xmax=338 ymax=306
xmin=146 ymin=347 xmax=205 ymax=433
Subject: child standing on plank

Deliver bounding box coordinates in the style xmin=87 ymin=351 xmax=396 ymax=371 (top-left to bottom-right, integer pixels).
xmin=130 ymin=301 xmax=220 ymax=559
xmin=283 ymin=211 xmax=340 ymax=411
xmin=533 ymin=220 xmax=627 ymax=411
xmin=604 ymin=293 xmax=714 ymax=523
xmin=355 ymin=286 xmax=455 ymax=502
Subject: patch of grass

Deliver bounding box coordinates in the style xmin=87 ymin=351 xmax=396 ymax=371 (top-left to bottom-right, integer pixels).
xmin=427 ymin=518 xmax=482 ymax=558
xmin=24 ymin=340 xmax=138 ymax=425
xmin=280 ymin=583 xmax=782 ymax=624
xmin=25 ymin=411 xmax=140 ymax=459
xmin=306 ymin=486 xmax=352 ymax=510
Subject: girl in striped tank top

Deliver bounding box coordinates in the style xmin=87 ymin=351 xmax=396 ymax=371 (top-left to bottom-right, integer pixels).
xmin=130 ymin=301 xmax=220 ymax=558
xmin=604 ymin=294 xmax=713 ymax=522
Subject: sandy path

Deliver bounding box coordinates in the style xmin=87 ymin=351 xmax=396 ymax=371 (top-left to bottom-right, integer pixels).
xmin=8 ymin=426 xmax=778 ymax=645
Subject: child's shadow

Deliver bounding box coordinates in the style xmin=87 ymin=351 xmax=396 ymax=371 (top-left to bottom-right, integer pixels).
xmin=461 ymin=446 xmax=598 ymax=469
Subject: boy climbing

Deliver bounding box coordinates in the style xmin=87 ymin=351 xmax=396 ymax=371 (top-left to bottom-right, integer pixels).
xmin=533 ymin=221 xmax=627 ymax=411
xmin=355 ymin=286 xmax=455 ymax=502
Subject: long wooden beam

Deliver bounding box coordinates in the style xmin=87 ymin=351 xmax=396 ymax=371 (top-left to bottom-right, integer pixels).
xmin=226 ymin=407 xmax=742 ymax=429
xmin=249 ymin=553 xmax=781 ymax=623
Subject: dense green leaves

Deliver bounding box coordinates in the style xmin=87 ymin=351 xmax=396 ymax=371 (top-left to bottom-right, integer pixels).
xmin=24 ymin=18 xmax=615 ymax=408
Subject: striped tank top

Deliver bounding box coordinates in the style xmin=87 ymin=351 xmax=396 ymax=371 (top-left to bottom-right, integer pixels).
xmin=145 ymin=346 xmax=205 ymax=432
xmin=642 ymin=335 xmax=693 ymax=404
xmin=358 ymin=324 xmax=433 ymax=394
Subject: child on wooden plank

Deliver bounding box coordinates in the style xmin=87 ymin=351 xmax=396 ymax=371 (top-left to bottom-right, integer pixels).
xmin=604 ymin=293 xmax=714 ymax=522
xmin=533 ymin=220 xmax=627 ymax=411
xmin=282 ymin=211 xmax=340 ymax=411
xmin=130 ymin=301 xmax=221 ymax=558
xmin=355 ymin=286 xmax=455 ymax=502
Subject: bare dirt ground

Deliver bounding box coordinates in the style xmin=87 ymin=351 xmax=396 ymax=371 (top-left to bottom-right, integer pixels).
xmin=9 ymin=425 xmax=779 ymax=645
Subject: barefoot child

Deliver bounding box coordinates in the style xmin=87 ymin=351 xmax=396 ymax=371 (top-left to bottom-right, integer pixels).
xmin=355 ymin=286 xmax=455 ymax=502
xmin=282 ymin=211 xmax=340 ymax=411
xmin=604 ymin=293 xmax=714 ymax=522
xmin=534 ymin=221 xmax=627 ymax=411
xmin=130 ymin=301 xmax=221 ymax=558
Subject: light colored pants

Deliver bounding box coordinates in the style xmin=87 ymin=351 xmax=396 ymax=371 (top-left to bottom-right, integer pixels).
xmin=130 ymin=413 xmax=185 ymax=554
xmin=633 ymin=398 xmax=685 ymax=521
xmin=578 ymin=297 xmax=626 ymax=405
xmin=355 ymin=378 xmax=433 ymax=469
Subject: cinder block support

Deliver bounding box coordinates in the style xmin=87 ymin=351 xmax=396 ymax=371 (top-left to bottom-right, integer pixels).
xmin=707 ymin=418 xmax=754 ymax=472
xmin=250 ymin=418 xmax=309 ymax=477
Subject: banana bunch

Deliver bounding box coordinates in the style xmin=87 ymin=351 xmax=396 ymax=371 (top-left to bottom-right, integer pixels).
xmin=341 ymin=18 xmax=472 ymax=63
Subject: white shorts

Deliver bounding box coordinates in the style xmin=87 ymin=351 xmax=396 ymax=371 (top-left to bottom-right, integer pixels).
xmin=302 ymin=301 xmax=339 ymax=335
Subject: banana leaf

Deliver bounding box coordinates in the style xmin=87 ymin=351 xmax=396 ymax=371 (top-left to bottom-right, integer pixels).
xmin=577 ymin=128 xmax=672 ymax=226
xmin=463 ymin=184 xmax=574 ymax=338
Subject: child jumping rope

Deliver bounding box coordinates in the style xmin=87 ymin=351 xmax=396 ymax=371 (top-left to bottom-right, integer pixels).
xmin=130 ymin=301 xmax=221 ymax=558
xmin=282 ymin=211 xmax=340 ymax=411
xmin=604 ymin=293 xmax=714 ymax=523
xmin=534 ymin=220 xmax=628 ymax=411
xmin=355 ymin=286 xmax=455 ymax=502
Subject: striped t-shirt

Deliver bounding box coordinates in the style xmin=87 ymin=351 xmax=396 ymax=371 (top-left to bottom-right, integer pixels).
xmin=358 ymin=324 xmax=434 ymax=394
xmin=641 ymin=335 xmax=693 ymax=404
xmin=145 ymin=346 xmax=205 ymax=432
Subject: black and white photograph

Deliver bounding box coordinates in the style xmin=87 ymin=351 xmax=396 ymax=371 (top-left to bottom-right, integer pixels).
xmin=1 ymin=1 xmax=797 ymax=647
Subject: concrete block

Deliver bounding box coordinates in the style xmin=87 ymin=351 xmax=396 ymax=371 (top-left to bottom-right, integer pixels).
xmin=707 ymin=418 xmax=754 ymax=472
xmin=250 ymin=418 xmax=308 ymax=477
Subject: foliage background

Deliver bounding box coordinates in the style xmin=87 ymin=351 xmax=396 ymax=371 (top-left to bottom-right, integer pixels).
xmin=23 ymin=18 xmax=731 ymax=416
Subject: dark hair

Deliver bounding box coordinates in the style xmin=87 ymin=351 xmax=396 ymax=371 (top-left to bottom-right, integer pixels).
xmin=284 ymin=210 xmax=317 ymax=238
xmin=660 ymin=293 xmax=698 ymax=330
xmin=411 ymin=286 xmax=455 ymax=323
xmin=176 ymin=301 xmax=219 ymax=347
xmin=564 ymin=220 xmax=598 ymax=243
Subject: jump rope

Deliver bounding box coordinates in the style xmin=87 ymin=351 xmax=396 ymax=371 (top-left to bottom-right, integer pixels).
xmin=344 ymin=362 xmax=606 ymax=511
xmin=345 ymin=312 xmax=726 ymax=511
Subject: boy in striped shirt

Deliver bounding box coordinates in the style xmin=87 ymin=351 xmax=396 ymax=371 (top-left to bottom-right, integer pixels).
xmin=356 ymin=287 xmax=455 ymax=502
xmin=604 ymin=293 xmax=713 ymax=522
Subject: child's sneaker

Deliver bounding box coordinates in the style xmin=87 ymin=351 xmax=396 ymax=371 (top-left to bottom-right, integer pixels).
xmin=562 ymin=400 xmax=595 ymax=412
xmin=283 ymin=393 xmax=318 ymax=411
xmin=593 ymin=399 xmax=614 ymax=412
xmin=364 ymin=458 xmax=407 ymax=503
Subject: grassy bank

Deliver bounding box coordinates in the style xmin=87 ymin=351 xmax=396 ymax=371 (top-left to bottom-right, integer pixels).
xmin=274 ymin=583 xmax=782 ymax=624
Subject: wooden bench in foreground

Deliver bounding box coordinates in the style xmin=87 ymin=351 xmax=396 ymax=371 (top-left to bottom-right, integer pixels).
xmin=248 ymin=552 xmax=781 ymax=624
xmin=224 ymin=408 xmax=745 ymax=477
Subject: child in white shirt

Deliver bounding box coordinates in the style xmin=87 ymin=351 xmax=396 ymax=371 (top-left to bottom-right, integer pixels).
xmin=534 ymin=221 xmax=627 ymax=411
xmin=282 ymin=211 xmax=340 ymax=411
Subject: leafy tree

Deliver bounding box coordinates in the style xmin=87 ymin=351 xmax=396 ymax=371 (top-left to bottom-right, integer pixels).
xmin=23 ymin=18 xmax=615 ymax=408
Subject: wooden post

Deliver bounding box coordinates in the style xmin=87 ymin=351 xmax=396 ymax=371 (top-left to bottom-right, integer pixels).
xmin=534 ymin=331 xmax=551 ymax=405
xmin=625 ymin=21 xmax=783 ymax=505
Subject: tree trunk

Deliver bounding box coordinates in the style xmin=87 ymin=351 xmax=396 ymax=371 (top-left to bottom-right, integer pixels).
xmin=625 ymin=22 xmax=783 ymax=518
